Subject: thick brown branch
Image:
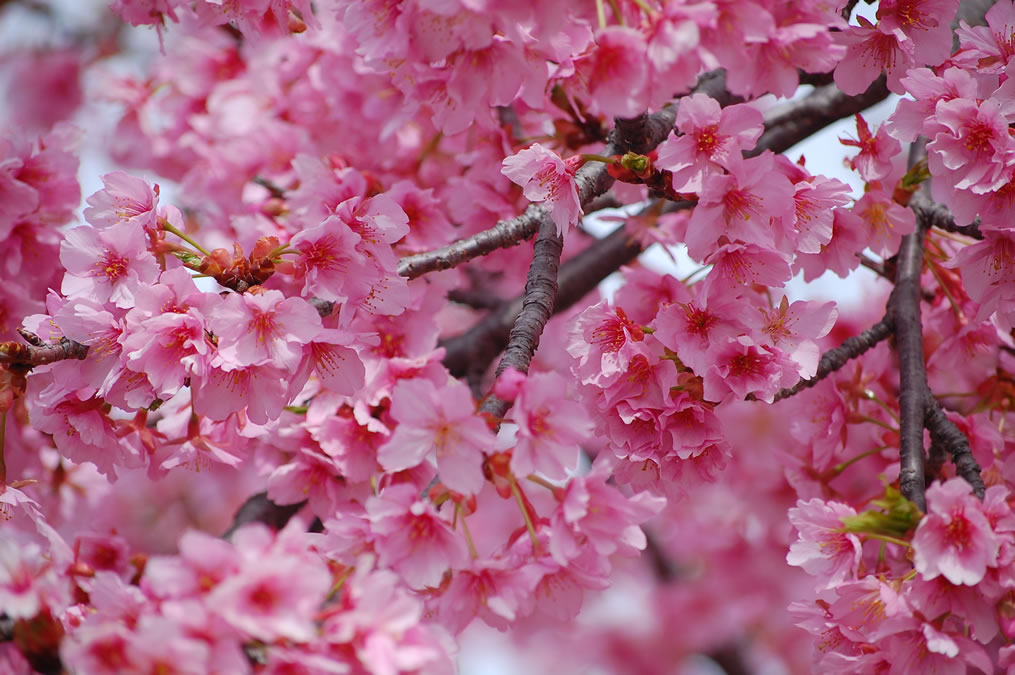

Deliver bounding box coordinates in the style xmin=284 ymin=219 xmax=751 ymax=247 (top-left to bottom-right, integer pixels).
xmin=891 ymin=141 xmax=934 ymax=512
xmin=0 ymin=334 xmax=89 ymax=367
xmin=442 ymin=203 xmax=677 ymax=381
xmin=909 ymin=191 xmax=983 ymax=240
xmin=771 ymin=317 xmax=894 ymax=403
xmin=478 ymin=216 xmax=563 ymax=419
xmin=858 ymin=254 xmax=935 ymax=302
xmin=892 ymin=226 xmax=928 ymax=512
xmin=752 ymin=76 xmax=890 ymax=157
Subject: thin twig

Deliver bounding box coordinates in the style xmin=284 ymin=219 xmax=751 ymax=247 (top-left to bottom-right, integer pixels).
xmin=923 ymin=396 xmax=986 ymax=498
xmin=397 ymin=73 xmax=734 ymax=281
xmin=770 ymin=317 xmax=894 ymax=403
xmin=753 ymin=76 xmax=890 ymax=158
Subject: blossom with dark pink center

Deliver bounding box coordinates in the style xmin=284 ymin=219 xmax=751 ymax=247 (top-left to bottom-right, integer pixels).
xmin=834 ymin=18 xmax=916 ymax=95
xmin=209 ymin=290 xmax=322 ymax=372
xmin=60 ymin=221 xmax=160 ymax=309
xmin=501 ymin=143 xmax=583 ymax=236
xmin=288 ymin=215 xmax=380 ymax=305
xmin=684 ymin=153 xmax=795 ymax=260
xmin=913 ymin=478 xmax=1000 ymax=586
xmin=509 ymin=370 xmax=594 ymax=480
xmin=209 ymin=554 xmax=331 ymax=643
xmin=840 ymin=113 xmax=902 ymax=183
xmin=656 ymin=95 xmax=764 ymax=193
xmin=379 ymin=377 xmax=493 ymax=495
xmin=567 ymin=299 xmax=648 ymax=387
xmin=575 ymin=26 xmax=649 ymax=118
xmin=852 ymin=188 xmax=916 ymax=258
xmin=702 ymin=336 xmax=799 ymax=403
xmin=927 ymin=97 xmax=1015 ymax=194
xmin=366 ymin=483 xmax=470 ymax=589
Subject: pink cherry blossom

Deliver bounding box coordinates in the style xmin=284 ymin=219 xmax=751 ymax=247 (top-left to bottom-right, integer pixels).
xmin=926 ymin=97 xmax=1015 ymax=194
xmin=209 ymin=543 xmax=331 ymax=642
xmin=877 ymin=0 xmax=959 ymax=66
xmin=366 ymin=483 xmax=470 ymax=589
xmin=82 ymin=172 xmax=160 ymax=231
xmin=509 ymin=370 xmax=594 ymax=480
xmin=834 ymin=17 xmax=916 ymax=95
xmin=655 ymin=95 xmax=764 ymax=193
xmin=787 ymin=498 xmax=863 ymax=589
xmin=59 ymin=221 xmax=161 ymax=310
xmin=501 ymin=143 xmax=583 ymax=237
xmin=575 ymin=27 xmax=649 ymax=119
xmin=851 ymin=188 xmax=916 ymax=259
xmin=567 ymin=300 xmax=649 ymax=387
xmin=209 ymin=290 xmax=323 ymax=371
xmin=954 ymin=0 xmax=1015 ymax=74
xmin=945 ymin=230 xmax=1015 ymax=329
xmin=684 ymin=153 xmax=795 ymax=260
xmin=913 ymin=478 xmax=1000 ymax=586
xmin=379 ymin=377 xmax=494 ymax=495
xmin=840 ymin=114 xmax=903 ymax=183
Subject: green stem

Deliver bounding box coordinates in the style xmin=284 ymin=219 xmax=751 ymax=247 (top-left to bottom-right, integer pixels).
xmin=594 ymin=0 xmax=607 ymax=29
xmin=267 ymin=244 xmax=293 ymax=259
xmin=457 ymin=503 xmax=479 ymax=559
xmin=832 ymin=445 xmax=889 ymax=476
xmin=161 ymin=221 xmax=211 ymax=257
xmin=606 ymin=0 xmax=625 ymax=25
xmin=862 ymin=532 xmax=911 ymax=548
xmin=852 ymin=415 xmax=899 ymax=433
xmin=509 ymin=473 xmax=541 ymax=553
xmin=581 ymin=153 xmax=615 ymax=164
xmin=630 ymin=0 xmax=657 ymax=14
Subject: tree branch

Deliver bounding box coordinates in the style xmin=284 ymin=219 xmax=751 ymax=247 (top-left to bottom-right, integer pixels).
xmin=770 ymin=317 xmax=894 ymax=403
xmin=909 ymin=191 xmax=983 ymax=240
xmin=478 ymin=216 xmax=563 ymax=419
xmin=0 ymin=332 xmax=89 ymax=368
xmin=396 ymin=73 xmax=736 ymax=281
xmin=890 ymin=222 xmax=929 ymax=512
xmin=752 ymin=76 xmax=890 ymax=157
xmin=923 ymin=396 xmax=986 ymax=498
xmin=442 ymin=202 xmax=679 ymax=382
xmin=889 ymin=140 xmax=937 ymax=512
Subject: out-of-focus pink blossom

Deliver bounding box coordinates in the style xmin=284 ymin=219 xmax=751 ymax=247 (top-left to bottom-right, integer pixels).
xmin=787 ymin=498 xmax=863 ymax=589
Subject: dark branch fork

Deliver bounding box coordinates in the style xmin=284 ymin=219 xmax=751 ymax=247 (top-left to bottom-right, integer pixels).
xmin=771 ymin=144 xmax=985 ymax=510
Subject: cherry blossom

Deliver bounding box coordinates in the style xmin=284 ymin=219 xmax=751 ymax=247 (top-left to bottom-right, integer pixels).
xmin=379 ymin=377 xmax=494 ymax=495
xmin=913 ymin=478 xmax=1000 ymax=586
xmin=3 ymin=2 xmax=1015 ymax=673
xmin=501 ymin=143 xmax=583 ymax=236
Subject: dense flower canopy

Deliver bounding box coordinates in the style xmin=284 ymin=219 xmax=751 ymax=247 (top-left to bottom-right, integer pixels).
xmin=2 ymin=0 xmax=1015 ymax=673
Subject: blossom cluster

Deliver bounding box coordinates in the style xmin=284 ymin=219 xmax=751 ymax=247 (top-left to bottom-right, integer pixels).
xmin=3 ymin=0 xmax=1015 ymax=673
